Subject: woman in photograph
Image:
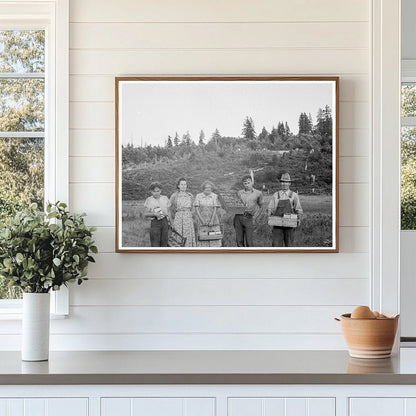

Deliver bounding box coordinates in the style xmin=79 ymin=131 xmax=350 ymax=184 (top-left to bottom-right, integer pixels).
xmin=170 ymin=178 xmax=196 ymax=247
xmin=194 ymin=180 xmax=222 ymax=248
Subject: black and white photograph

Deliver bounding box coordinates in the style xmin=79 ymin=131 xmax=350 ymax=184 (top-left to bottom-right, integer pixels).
xmin=116 ymin=77 xmax=338 ymax=252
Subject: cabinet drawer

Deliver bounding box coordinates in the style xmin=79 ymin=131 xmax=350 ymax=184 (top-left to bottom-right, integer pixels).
xmin=228 ymin=397 xmax=335 ymax=416
xmin=349 ymin=398 xmax=416 ymax=416
xmin=0 ymin=398 xmax=88 ymax=416
xmin=101 ymin=397 xmax=215 ymax=416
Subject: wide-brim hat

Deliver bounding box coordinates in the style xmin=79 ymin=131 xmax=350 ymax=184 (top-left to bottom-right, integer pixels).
xmin=279 ymin=173 xmax=291 ymax=182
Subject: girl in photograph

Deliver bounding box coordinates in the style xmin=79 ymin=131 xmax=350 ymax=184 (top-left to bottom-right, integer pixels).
xmin=143 ymin=182 xmax=170 ymax=247
xmin=170 ymin=178 xmax=196 ymax=247
xmin=194 ymin=180 xmax=222 ymax=248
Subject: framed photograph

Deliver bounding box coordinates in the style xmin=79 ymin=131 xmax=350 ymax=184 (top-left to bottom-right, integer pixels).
xmin=115 ymin=76 xmax=339 ymax=253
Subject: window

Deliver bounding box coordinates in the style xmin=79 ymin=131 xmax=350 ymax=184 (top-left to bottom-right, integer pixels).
xmin=0 ymin=0 xmax=69 ymax=314
xmin=0 ymin=30 xmax=45 ymax=300
xmin=401 ymin=63 xmax=416 ymax=230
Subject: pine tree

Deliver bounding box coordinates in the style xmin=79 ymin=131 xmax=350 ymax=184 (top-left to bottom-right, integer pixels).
xmin=268 ymin=127 xmax=278 ymax=145
xmin=258 ymin=126 xmax=268 ymax=141
xmin=277 ymin=122 xmax=286 ymax=137
xmin=298 ymin=112 xmax=312 ymax=135
xmin=285 ymin=122 xmax=291 ymax=136
xmin=315 ymin=106 xmax=332 ymax=138
xmin=182 ymin=131 xmax=191 ymax=146
xmin=166 ymin=135 xmax=173 ymax=147
xmin=242 ymin=116 xmax=256 ymax=140
xmin=211 ymin=128 xmax=221 ymax=145
xmin=173 ymin=132 xmax=179 ymax=146
xmin=198 ymin=130 xmax=205 ymax=146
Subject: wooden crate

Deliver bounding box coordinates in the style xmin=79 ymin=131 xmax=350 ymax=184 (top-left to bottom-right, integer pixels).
xmin=218 ymin=191 xmax=246 ymax=214
xmin=268 ymin=214 xmax=298 ymax=228
xmin=198 ymin=226 xmax=224 ymax=241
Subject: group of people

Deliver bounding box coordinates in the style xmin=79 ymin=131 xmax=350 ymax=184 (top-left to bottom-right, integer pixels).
xmin=143 ymin=173 xmax=303 ymax=248
xmin=144 ymin=177 xmax=221 ymax=248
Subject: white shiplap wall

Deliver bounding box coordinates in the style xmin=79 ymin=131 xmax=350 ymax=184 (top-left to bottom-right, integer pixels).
xmin=49 ymin=0 xmax=371 ymax=350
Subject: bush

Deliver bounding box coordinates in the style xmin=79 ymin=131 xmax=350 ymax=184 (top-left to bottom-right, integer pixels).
xmin=0 ymin=202 xmax=97 ymax=294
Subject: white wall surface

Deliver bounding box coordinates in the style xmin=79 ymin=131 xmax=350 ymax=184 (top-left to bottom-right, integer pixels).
xmin=402 ymin=0 xmax=416 ymax=59
xmin=4 ymin=0 xmax=374 ymax=350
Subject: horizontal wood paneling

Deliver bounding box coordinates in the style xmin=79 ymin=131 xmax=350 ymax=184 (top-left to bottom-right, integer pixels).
xmin=339 ymin=129 xmax=369 ymax=157
xmin=69 ymin=156 xmax=367 ymax=184
xmin=69 ymin=182 xmax=367 ymax=227
xmin=69 ymin=0 xmax=369 ymax=23
xmin=85 ymin=253 xmax=369 ymax=279
xmin=69 ymin=75 xmax=368 ymax=103
xmin=70 ymin=22 xmax=368 ymax=50
xmin=0 ymin=333 xmax=347 ymax=350
xmin=339 ymin=227 xmax=369 ymax=252
xmin=54 ymin=0 xmax=373 ymax=351
xmin=68 ymin=127 xmax=369 ymax=158
xmin=69 ymin=102 xmax=368 ymax=130
xmin=69 ymin=183 xmax=114 ymax=226
xmin=69 ymin=130 xmax=115 ymax=157
xmin=91 ymin=227 xmax=115 ymax=253
xmin=339 ymin=157 xmax=369 ymax=183
xmin=339 ymin=184 xmax=369 ymax=227
xmin=70 ymin=278 xmax=368 ymax=306
xmin=70 ymin=49 xmax=368 ymax=76
xmin=70 ymin=76 xmax=114 ymax=102
xmin=91 ymin=226 xmax=368 ymax=254
xmin=70 ymin=157 xmax=114 ymax=183
xmin=48 ymin=305 xmax=355 ymax=334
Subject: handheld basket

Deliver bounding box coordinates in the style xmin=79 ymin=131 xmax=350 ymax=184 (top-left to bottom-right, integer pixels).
xmin=168 ymin=226 xmax=187 ymax=247
xmin=197 ymin=225 xmax=224 ymax=241
xmin=268 ymin=214 xmax=298 ymax=228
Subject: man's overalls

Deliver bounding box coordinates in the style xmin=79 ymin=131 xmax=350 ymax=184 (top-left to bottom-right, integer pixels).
xmin=272 ymin=191 xmax=295 ymax=247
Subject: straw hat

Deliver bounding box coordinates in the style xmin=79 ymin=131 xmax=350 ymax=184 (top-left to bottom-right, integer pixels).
xmin=279 ymin=173 xmax=291 ymax=182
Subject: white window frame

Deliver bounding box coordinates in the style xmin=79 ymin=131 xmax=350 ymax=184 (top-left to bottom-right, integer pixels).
xmin=371 ymin=0 xmax=401 ymax=324
xmin=401 ymin=61 xmax=416 ymax=128
xmin=0 ymin=0 xmax=69 ymax=317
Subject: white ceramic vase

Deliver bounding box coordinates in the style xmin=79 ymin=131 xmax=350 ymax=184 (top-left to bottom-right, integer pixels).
xmin=22 ymin=292 xmax=50 ymax=361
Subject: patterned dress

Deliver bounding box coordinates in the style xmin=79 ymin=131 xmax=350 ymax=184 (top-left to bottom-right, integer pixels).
xmin=194 ymin=192 xmax=222 ymax=247
xmin=170 ymin=191 xmax=196 ymax=247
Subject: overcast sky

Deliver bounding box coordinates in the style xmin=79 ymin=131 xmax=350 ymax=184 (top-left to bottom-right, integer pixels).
xmin=120 ymin=80 xmax=335 ymax=147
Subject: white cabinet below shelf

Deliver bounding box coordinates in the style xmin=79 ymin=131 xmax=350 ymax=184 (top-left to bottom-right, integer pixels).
xmin=350 ymin=398 xmax=416 ymax=416
xmin=101 ymin=397 xmax=215 ymax=416
xmin=0 ymin=398 xmax=88 ymax=416
xmin=228 ymin=397 xmax=335 ymax=416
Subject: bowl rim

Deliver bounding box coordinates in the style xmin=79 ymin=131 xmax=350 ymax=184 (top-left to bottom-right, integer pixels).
xmin=340 ymin=313 xmax=399 ymax=320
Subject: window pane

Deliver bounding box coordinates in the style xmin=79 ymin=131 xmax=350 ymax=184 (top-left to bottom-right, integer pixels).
xmin=0 ymin=78 xmax=44 ymax=132
xmin=401 ymin=127 xmax=416 ymax=230
xmin=0 ymin=31 xmax=45 ymax=301
xmin=0 ymin=137 xmax=44 ymax=300
xmin=0 ymin=30 xmax=45 ymax=73
xmin=402 ymin=83 xmax=416 ymax=117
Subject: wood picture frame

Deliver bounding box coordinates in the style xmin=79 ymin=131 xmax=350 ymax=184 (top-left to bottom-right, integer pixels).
xmin=115 ymin=76 xmax=339 ymax=253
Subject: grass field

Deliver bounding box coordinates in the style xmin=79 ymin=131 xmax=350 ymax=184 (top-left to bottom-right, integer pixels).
xmin=122 ymin=194 xmax=333 ymax=248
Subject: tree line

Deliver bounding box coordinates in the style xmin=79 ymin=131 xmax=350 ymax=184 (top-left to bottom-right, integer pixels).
xmin=123 ymin=106 xmax=333 ymax=167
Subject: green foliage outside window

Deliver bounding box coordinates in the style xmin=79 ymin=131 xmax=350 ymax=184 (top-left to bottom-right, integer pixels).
xmin=0 ymin=30 xmax=45 ymax=299
xmin=401 ymin=84 xmax=416 ymax=230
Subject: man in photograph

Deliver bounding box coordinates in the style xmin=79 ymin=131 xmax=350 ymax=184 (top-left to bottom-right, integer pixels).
xmin=267 ymin=172 xmax=303 ymax=247
xmin=234 ymin=175 xmax=263 ymax=247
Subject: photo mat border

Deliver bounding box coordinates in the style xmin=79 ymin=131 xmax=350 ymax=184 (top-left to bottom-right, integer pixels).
xmin=115 ymin=76 xmax=339 ymax=253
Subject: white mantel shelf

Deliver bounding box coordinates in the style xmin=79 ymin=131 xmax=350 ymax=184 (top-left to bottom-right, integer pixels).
xmin=2 ymin=349 xmax=416 ymax=385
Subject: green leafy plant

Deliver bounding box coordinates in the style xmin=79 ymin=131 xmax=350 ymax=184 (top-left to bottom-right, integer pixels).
xmin=0 ymin=202 xmax=97 ymax=293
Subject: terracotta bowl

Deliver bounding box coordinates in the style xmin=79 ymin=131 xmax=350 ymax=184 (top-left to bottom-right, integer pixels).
xmin=337 ymin=313 xmax=399 ymax=359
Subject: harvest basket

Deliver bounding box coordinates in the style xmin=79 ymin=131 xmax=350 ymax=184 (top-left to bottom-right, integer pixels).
xmin=335 ymin=313 xmax=399 ymax=359
xmin=197 ymin=225 xmax=224 ymax=241
xmin=168 ymin=227 xmax=187 ymax=247
xmin=268 ymin=214 xmax=298 ymax=228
